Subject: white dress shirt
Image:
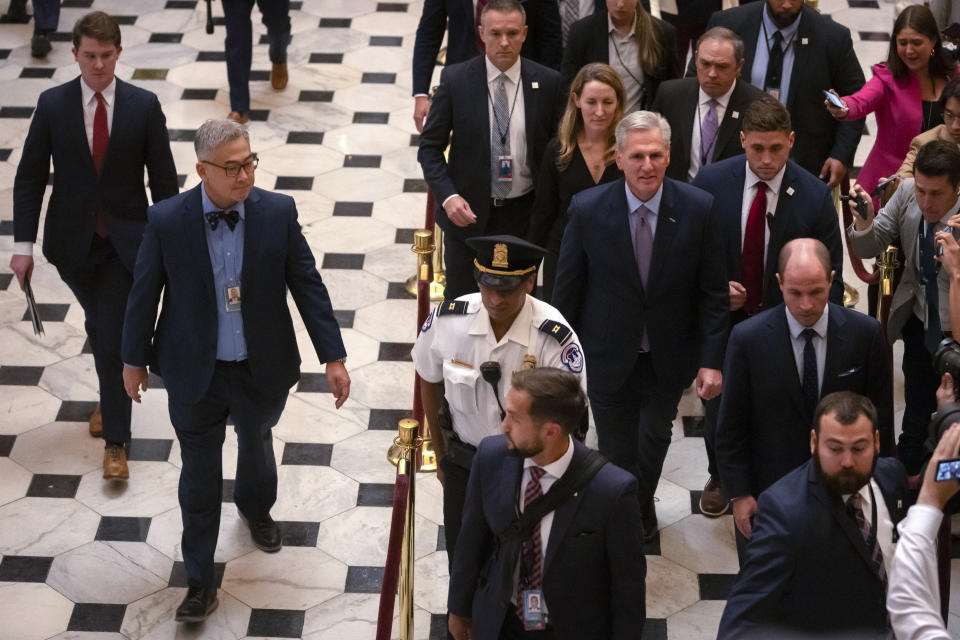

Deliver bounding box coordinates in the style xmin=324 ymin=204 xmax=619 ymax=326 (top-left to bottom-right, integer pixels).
xmin=688 ymin=81 xmax=736 ymax=181
xmin=841 ymin=478 xmax=895 ymax=578
xmin=14 ymin=77 xmax=117 ymax=258
xmin=740 ymin=161 xmax=786 ymax=259
xmin=785 ymin=304 xmax=828 ymax=394
xmin=484 ymin=56 xmax=531 ymax=199
xmin=607 ymin=14 xmax=644 ymax=111
xmin=888 ymin=504 xmax=950 ymax=640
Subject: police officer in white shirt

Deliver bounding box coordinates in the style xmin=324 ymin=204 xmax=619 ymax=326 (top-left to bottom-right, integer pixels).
xmin=412 ymin=235 xmax=587 ymax=566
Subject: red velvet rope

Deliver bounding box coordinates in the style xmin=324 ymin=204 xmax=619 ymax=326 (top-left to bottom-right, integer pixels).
xmin=376 ymin=472 xmax=410 ymax=640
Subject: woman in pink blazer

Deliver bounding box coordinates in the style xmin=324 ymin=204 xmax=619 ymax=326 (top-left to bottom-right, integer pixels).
xmin=826 ymin=4 xmax=955 ymax=199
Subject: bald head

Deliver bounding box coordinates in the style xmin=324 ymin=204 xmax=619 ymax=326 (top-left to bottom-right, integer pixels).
xmin=777 ymin=238 xmax=831 ymax=281
xmin=776 ymin=239 xmax=835 ymax=327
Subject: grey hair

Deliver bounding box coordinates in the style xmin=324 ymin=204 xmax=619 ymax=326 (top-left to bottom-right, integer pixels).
xmin=615 ymin=111 xmax=671 ymax=150
xmin=194 ymin=119 xmax=250 ymax=160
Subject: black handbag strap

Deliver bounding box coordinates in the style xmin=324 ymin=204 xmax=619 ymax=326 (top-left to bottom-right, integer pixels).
xmin=497 ymin=449 xmax=607 ymax=545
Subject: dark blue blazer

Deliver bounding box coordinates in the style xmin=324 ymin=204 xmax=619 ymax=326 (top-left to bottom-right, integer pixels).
xmin=417 ymin=55 xmax=562 ymax=240
xmin=121 ymin=185 xmax=346 ymax=405
xmin=553 ymin=177 xmax=729 ymax=392
xmin=412 ymin=0 xmax=567 ymax=95
xmin=716 ymin=303 xmax=894 ymax=500
xmin=691 ymin=156 xmax=845 ymax=317
xmin=13 ymin=76 xmax=178 ymax=272
xmin=719 ymin=457 xmax=908 ymax=638
xmin=448 ymin=435 xmax=646 ymax=640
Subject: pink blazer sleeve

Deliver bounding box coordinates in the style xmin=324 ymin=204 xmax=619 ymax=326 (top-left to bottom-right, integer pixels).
xmin=842 ymin=73 xmax=888 ymax=120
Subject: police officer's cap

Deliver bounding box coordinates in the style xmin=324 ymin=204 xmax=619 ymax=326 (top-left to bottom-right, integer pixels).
xmin=466 ymin=235 xmax=547 ymax=291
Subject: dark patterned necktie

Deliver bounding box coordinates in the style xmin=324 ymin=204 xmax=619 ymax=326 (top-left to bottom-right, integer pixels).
xmin=205 ymin=209 xmax=239 ymax=231
xmin=921 ymin=221 xmax=942 ymax=352
xmin=765 ymin=30 xmax=784 ymax=93
xmin=516 ymin=466 xmax=546 ymax=619
xmin=801 ymin=328 xmax=818 ymax=420
xmin=845 ymin=493 xmax=887 ymax=591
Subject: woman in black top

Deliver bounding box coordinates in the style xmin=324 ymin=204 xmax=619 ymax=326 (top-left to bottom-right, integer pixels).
xmin=529 ymin=63 xmax=625 ymax=301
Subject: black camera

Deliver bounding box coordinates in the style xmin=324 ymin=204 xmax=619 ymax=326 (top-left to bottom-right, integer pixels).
xmin=932 ymin=339 xmax=960 ymax=402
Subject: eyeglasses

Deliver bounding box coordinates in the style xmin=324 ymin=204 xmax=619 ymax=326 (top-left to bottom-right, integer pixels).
xmin=944 ymin=110 xmax=960 ymax=123
xmin=202 ymin=154 xmax=259 ymax=177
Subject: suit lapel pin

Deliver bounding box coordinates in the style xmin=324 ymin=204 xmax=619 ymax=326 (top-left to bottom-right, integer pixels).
xmin=801 ymin=37 xmax=809 ymax=45
xmin=532 ymin=81 xmax=539 ymax=90
xmin=669 ymin=217 xmax=677 ymax=223
xmin=731 ymin=111 xmax=739 ymax=119
xmin=786 ymin=186 xmax=795 ymax=196
xmin=897 ymin=499 xmax=903 ymax=509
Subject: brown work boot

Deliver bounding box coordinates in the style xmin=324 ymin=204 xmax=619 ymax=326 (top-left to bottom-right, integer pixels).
xmin=271 ymin=62 xmax=288 ymax=90
xmin=103 ymin=444 xmax=129 ymax=480
xmin=227 ymin=111 xmax=249 ymax=124
xmin=699 ymin=475 xmax=730 ymax=517
xmin=89 ymin=403 xmax=103 ymax=437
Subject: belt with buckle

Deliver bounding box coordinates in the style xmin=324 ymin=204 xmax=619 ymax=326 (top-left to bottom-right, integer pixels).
xmin=492 ymin=197 xmax=508 ymax=207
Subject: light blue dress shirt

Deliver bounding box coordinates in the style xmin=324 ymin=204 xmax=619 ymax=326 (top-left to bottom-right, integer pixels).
xmin=750 ymin=3 xmax=801 ymax=106
xmin=201 ymin=185 xmax=248 ymax=362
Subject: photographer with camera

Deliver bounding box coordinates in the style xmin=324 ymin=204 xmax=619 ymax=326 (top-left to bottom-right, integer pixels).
xmin=848 ymin=139 xmax=960 ymax=475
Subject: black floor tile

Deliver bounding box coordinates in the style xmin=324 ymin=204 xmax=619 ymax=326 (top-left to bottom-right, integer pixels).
xmin=858 ymin=31 xmax=890 ymax=41
xmin=176 ymin=174 xmax=187 ymax=188
xmin=67 ymin=603 xmax=126 ymax=632
xmin=222 ymin=478 xmax=235 ymax=503
xmin=95 ymin=516 xmax=151 ymax=542
xmin=699 ymin=573 xmax=737 ymax=600
xmin=281 ymin=442 xmax=332 ymax=466
xmin=131 ymin=69 xmax=167 ymax=80
xmin=0 ymin=555 xmax=53 ymax=582
xmin=409 ymin=134 xmax=420 ymax=146
xmin=249 ymin=70 xmax=269 ymax=81
xmin=343 ymin=154 xmax=381 ymax=168
xmin=168 ymin=561 xmax=225 ymax=588
xmin=0 ymin=148 xmax=11 ymax=161
xmin=111 ymin=15 xmax=137 ymax=25
xmin=275 ymin=176 xmax=314 ymax=190
xmin=368 ymin=408 xmax=414 ymax=431
xmin=20 ymin=67 xmax=55 ymax=78
xmin=127 ymin=438 xmax=174 ymax=462
xmin=403 ymin=178 xmax=427 ymax=193
xmin=357 ymin=483 xmax=394 ymax=507
xmin=248 ymin=109 xmax=270 ymax=121
xmin=848 ymin=0 xmax=879 ymax=6
xmin=395 ymin=228 xmax=416 ymax=244
xmin=319 ymin=17 xmax=351 ymax=28
xmin=0 ymin=434 xmax=14 ymax=457
xmin=0 ymin=49 xmax=9 ymax=59
xmin=165 ymin=0 xmax=197 ymax=7
xmin=0 ymin=365 xmax=45 ymax=385
xmin=362 ymin=72 xmax=396 ymax=84
xmin=0 ymin=106 xmax=35 ymax=118
xmin=197 ymin=51 xmax=226 ymax=62
xmin=181 ymin=88 xmax=217 ymax=100
xmin=50 ymin=32 xmax=73 ymax=42
xmin=309 ymin=52 xmax=343 ymax=64
xmin=353 ymin=112 xmax=389 ymax=124
xmin=322 ymin=253 xmax=365 ymax=269
xmin=61 ymin=0 xmax=93 ymax=6
xmin=21 ymin=302 xmax=69 ymax=322
xmin=377 ymin=2 xmax=408 ymax=10
xmin=248 ymin=608 xmax=305 ymax=638
xmin=643 ymin=618 xmax=667 ymax=640
xmin=690 ymin=490 xmax=704 ymax=516
xmin=277 ymin=521 xmax=320 ymax=547
xmin=344 ymin=566 xmax=384 ymax=593
xmin=290 ymin=0 xmax=302 ymax=8
xmin=0 ymin=219 xmax=13 ymax=234
xmin=378 ymin=342 xmax=413 ymax=361
xmin=296 ymin=372 xmax=329 ymax=393
xmin=26 ymin=473 xmax=82 ymax=498
xmin=149 ymin=32 xmax=184 ymax=43
xmin=287 ymin=131 xmax=325 ymax=144
xmin=0 ymin=273 xmax=12 ymax=290
xmin=299 ymin=90 xmax=334 ymax=102
xmin=168 ymin=129 xmax=196 ymax=142
xmin=682 ymin=415 xmax=704 ymax=437
xmin=333 ymin=202 xmax=373 ymax=217
xmin=437 ymin=526 xmax=446 ymax=551
xmin=387 ymin=281 xmax=416 ymax=299
xmin=371 ymin=36 xmax=403 ymax=46
xmin=56 ymin=399 xmax=99 ymax=422
xmin=148 ymin=372 xmax=165 ymax=389
xmin=333 ymin=309 xmax=355 ymax=329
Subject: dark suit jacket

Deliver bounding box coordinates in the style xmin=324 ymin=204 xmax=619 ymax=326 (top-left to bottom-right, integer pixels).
xmin=651 ymin=78 xmax=766 ymax=182
xmin=121 ymin=185 xmax=347 ymax=405
xmin=696 ymin=3 xmax=866 ymax=175
xmin=553 ymin=178 xmax=729 ymax=392
xmin=716 ymin=303 xmax=894 ymax=500
xmin=719 ymin=457 xmax=909 ymax=638
xmin=417 ymin=55 xmax=562 ymax=240
xmin=448 ymin=435 xmax=646 ymax=640
xmin=412 ymin=0 xmax=565 ymax=95
xmin=561 ymin=10 xmax=680 ymax=109
xmin=13 ymin=77 xmax=178 ymax=272
xmin=691 ymin=156 xmax=845 ymax=316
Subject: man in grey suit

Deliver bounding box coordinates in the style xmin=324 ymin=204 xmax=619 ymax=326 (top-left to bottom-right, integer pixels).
xmin=848 ymin=139 xmax=960 ymax=475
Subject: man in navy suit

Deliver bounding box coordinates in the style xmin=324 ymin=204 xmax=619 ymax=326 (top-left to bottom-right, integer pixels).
xmin=719 ymin=391 xmax=908 ymax=637
xmin=448 ymin=367 xmax=646 ymax=640
xmin=553 ymin=110 xmax=728 ymax=540
xmin=10 ymin=11 xmax=178 ymax=480
xmin=717 ymin=239 xmax=893 ymax=561
xmin=418 ymin=0 xmax=563 ymax=299
xmin=690 ymin=95 xmax=843 ymax=516
xmin=121 ymin=119 xmax=351 ymax=623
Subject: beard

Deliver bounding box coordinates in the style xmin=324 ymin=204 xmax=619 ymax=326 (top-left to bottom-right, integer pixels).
xmin=505 ymin=435 xmax=544 ymax=459
xmin=813 ymin=445 xmax=879 ymax=496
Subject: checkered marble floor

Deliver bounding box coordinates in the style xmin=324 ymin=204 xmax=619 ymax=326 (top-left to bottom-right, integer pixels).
xmin=0 ymin=0 xmax=955 ymax=638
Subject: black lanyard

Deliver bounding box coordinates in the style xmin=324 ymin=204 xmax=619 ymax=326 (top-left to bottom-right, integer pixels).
xmin=486 ymin=74 xmax=522 ymax=146
xmin=917 ymin=218 xmax=942 ymax=282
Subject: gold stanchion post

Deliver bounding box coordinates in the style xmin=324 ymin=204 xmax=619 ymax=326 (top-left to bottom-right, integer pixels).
xmin=395 ymin=419 xmax=419 ymax=640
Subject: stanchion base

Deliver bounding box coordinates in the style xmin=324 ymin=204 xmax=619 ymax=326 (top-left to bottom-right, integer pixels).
xmin=404 ymin=274 xmax=446 ymax=302
xmin=843 ymin=282 xmax=859 ymax=308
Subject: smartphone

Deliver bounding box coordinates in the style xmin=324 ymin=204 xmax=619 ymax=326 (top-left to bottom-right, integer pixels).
xmin=936 ymin=457 xmax=960 ymax=481
xmin=823 ymin=90 xmax=845 ymax=109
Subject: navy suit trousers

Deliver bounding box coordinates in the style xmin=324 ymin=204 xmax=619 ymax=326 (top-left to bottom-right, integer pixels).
xmin=169 ymin=360 xmax=287 ymax=588
xmin=223 ymin=0 xmax=291 ymax=113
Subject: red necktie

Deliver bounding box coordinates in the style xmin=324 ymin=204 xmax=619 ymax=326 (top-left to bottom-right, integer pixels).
xmin=92 ymin=92 xmax=108 ymax=237
xmin=475 ymin=0 xmax=487 ymax=53
xmin=516 ymin=466 xmax=546 ymax=619
xmin=741 ymin=182 xmax=767 ymax=314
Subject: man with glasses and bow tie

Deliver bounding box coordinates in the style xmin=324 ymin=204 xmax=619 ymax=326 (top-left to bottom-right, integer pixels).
xmin=121 ymin=118 xmax=351 ymax=624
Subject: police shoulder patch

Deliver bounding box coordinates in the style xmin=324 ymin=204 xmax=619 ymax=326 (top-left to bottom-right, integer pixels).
xmin=437 ymin=300 xmax=470 ymax=316
xmin=538 ymin=319 xmax=572 ymax=345
xmin=420 ymin=308 xmax=436 ymax=333
xmin=561 ymin=342 xmax=584 ymax=373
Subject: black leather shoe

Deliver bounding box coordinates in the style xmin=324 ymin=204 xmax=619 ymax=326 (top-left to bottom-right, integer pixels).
xmin=241 ymin=513 xmax=282 ymax=552
xmin=641 ymin=500 xmax=658 ymax=543
xmin=175 ymin=586 xmax=218 ymax=622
